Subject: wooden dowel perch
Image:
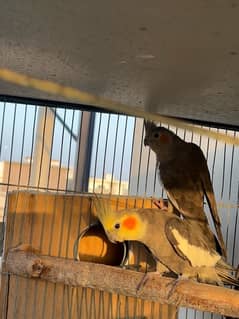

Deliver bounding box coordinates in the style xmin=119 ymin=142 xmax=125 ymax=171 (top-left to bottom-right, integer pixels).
xmin=4 ymin=245 xmax=239 ymax=318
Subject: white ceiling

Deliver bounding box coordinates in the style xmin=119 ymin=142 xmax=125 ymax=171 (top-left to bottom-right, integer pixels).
xmin=0 ymin=0 xmax=239 ymax=126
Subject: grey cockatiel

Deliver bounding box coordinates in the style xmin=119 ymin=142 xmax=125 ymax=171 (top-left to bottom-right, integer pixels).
xmin=94 ymin=198 xmax=238 ymax=287
xmin=144 ymin=120 xmax=226 ymax=258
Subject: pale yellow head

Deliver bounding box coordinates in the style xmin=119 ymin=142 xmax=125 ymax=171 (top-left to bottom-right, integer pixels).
xmin=93 ymin=197 xmax=146 ymax=243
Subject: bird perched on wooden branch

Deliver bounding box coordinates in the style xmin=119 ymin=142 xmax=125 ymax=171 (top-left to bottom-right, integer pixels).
xmin=143 ymin=120 xmax=227 ymax=259
xmin=94 ymin=198 xmax=238 ymax=287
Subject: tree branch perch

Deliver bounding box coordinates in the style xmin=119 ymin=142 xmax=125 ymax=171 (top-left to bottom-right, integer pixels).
xmin=4 ymin=245 xmax=239 ymax=318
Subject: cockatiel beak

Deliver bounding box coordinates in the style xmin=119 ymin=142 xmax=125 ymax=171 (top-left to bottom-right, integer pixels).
xmin=105 ymin=232 xmax=118 ymax=244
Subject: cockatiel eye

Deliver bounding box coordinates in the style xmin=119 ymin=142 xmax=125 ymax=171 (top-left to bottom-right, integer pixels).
xmin=114 ymin=223 xmax=120 ymax=229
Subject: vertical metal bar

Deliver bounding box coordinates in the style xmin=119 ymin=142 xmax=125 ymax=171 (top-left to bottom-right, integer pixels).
xmin=135 ymin=120 xmax=146 ymax=196
xmin=118 ymin=116 xmax=128 ymax=195
xmin=128 ymin=118 xmax=144 ymax=196
xmin=126 ymin=117 xmax=136 ymax=196
xmin=144 ymin=139 xmax=151 ymax=196
xmin=73 ymin=111 xmax=95 ymax=192
xmin=56 ymin=109 xmax=67 ymax=190
xmin=6 ymin=103 xmax=17 ymax=187
xmin=152 ymin=154 xmax=158 ymax=197
xmin=220 ymin=130 xmax=227 ymax=198
xmin=228 ymin=131 xmax=236 ymax=200
xmin=128 ymin=119 xmax=136 ymax=195
xmin=46 ymin=108 xmax=56 ymax=191
xmin=0 ymin=102 xmax=6 ymax=255
xmin=109 ymin=115 xmax=120 ymax=194
xmin=32 ymin=107 xmax=47 ymax=187
xmin=91 ymin=113 xmax=102 ymax=192
xmin=0 ymin=102 xmax=6 ymax=158
xmin=205 ymin=127 xmax=210 ymax=161
xmin=29 ymin=107 xmax=55 ymax=189
xmin=5 ymin=103 xmax=17 ymax=248
xmin=211 ymin=128 xmax=219 ymax=184
xmin=17 ymin=104 xmax=27 ymax=187
xmin=231 ymin=183 xmax=239 ymax=266
xmin=65 ymin=110 xmax=77 ymax=191
xmin=101 ymin=114 xmax=111 ymax=193
xmin=27 ymin=105 xmax=38 ymax=187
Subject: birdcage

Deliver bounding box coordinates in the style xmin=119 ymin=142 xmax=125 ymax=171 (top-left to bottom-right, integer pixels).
xmin=0 ymin=98 xmax=238 ymax=319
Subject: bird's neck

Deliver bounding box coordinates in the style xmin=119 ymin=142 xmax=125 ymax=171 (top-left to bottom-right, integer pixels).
xmin=156 ymin=140 xmax=185 ymax=164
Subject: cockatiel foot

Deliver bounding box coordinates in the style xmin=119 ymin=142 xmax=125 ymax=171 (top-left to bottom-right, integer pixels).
xmin=151 ymin=197 xmax=168 ymax=211
xmin=122 ymin=264 xmax=142 ymax=271
xmin=136 ymin=271 xmax=164 ymax=293
xmin=136 ymin=272 xmax=149 ymax=292
xmin=166 ymin=276 xmax=190 ymax=303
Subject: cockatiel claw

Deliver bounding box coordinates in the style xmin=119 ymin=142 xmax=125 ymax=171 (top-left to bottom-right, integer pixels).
xmin=151 ymin=197 xmax=168 ymax=211
xmin=136 ymin=270 xmax=164 ymax=293
xmin=136 ymin=272 xmax=149 ymax=293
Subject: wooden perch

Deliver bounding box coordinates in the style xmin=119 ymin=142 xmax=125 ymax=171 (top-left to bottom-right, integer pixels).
xmin=4 ymin=245 xmax=239 ymax=318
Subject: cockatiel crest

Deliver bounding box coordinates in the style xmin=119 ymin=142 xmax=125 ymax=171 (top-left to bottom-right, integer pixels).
xmin=93 ymin=197 xmax=146 ymax=243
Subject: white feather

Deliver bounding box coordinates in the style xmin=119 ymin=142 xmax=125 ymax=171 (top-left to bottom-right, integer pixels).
xmin=171 ymin=228 xmax=220 ymax=267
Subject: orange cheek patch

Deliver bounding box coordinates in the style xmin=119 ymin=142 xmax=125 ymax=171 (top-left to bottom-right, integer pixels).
xmin=159 ymin=133 xmax=169 ymax=143
xmin=122 ymin=216 xmax=137 ymax=230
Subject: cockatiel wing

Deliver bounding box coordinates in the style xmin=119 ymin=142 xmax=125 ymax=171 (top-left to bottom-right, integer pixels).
xmin=165 ymin=218 xmax=221 ymax=268
xmin=160 ymin=161 xmax=206 ymax=222
xmin=191 ymin=144 xmax=226 ymax=257
xmin=166 ymin=188 xmax=204 ymax=221
xmin=160 ymin=141 xmax=226 ymax=258
xmin=166 ymin=218 xmax=239 ymax=287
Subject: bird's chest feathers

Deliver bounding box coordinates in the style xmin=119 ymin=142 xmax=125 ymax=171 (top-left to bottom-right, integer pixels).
xmin=159 ymin=162 xmax=181 ymax=186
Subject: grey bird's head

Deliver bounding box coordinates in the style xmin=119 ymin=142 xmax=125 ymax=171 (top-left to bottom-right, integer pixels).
xmin=144 ymin=120 xmax=182 ymax=162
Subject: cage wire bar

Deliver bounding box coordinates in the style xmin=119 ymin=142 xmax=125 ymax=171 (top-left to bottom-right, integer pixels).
xmin=0 ymin=100 xmax=238 ymax=319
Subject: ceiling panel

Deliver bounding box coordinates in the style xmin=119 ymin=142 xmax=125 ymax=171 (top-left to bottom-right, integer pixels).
xmin=0 ymin=0 xmax=239 ymax=126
